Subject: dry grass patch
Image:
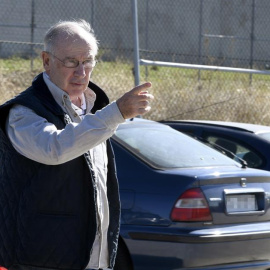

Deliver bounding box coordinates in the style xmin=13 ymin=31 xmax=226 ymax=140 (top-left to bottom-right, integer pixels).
xmin=1 ymin=57 xmax=270 ymax=125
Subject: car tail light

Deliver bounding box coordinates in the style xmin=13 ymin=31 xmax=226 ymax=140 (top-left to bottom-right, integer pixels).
xmin=171 ymin=188 xmax=212 ymax=222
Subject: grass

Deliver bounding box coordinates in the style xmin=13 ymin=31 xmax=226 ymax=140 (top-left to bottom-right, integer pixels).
xmin=1 ymin=56 xmax=270 ymax=125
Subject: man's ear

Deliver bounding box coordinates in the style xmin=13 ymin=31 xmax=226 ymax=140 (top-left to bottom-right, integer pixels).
xmin=41 ymin=51 xmax=50 ymax=72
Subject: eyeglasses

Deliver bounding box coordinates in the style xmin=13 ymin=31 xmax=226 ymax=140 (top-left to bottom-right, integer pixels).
xmin=45 ymin=51 xmax=97 ymax=69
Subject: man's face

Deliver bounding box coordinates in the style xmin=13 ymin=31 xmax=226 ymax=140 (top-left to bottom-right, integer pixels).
xmin=42 ymin=33 xmax=96 ymax=99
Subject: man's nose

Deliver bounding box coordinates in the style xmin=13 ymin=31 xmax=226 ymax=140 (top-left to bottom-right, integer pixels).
xmin=74 ymin=63 xmax=86 ymax=76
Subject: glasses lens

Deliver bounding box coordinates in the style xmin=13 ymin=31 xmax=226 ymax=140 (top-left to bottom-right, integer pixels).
xmin=61 ymin=58 xmax=96 ymax=68
xmin=65 ymin=59 xmax=78 ymax=68
xmin=84 ymin=60 xmax=96 ymax=68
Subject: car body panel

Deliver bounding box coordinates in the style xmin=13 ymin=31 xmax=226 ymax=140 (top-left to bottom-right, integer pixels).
xmin=120 ymin=223 xmax=270 ymax=270
xmin=112 ymin=119 xmax=270 ymax=270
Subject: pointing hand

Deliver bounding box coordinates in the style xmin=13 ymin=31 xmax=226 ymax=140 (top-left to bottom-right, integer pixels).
xmin=116 ymin=82 xmax=154 ymax=119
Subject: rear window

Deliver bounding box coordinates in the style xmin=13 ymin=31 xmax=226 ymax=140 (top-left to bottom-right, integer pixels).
xmin=113 ymin=122 xmax=239 ymax=169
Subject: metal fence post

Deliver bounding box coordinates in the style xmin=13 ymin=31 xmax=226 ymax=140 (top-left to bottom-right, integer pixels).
xmin=249 ymin=0 xmax=255 ymax=84
xmin=30 ymin=0 xmax=35 ymax=71
xmin=132 ymin=0 xmax=140 ymax=86
xmin=198 ymin=0 xmax=203 ymax=81
xmin=90 ymin=0 xmax=95 ymax=29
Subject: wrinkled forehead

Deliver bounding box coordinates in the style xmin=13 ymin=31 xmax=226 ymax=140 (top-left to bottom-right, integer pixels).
xmin=54 ymin=26 xmax=98 ymax=56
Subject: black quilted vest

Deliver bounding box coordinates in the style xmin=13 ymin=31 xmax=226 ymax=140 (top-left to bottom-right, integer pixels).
xmin=0 ymin=73 xmax=120 ymax=270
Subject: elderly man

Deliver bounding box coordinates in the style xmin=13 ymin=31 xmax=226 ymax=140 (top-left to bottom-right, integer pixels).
xmin=0 ymin=19 xmax=153 ymax=270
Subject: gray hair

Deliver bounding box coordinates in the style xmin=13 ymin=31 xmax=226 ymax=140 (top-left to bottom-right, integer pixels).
xmin=44 ymin=19 xmax=98 ymax=55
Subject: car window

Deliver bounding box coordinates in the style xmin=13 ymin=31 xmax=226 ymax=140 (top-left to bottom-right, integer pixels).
xmin=205 ymin=135 xmax=263 ymax=168
xmin=113 ymin=123 xmax=239 ymax=169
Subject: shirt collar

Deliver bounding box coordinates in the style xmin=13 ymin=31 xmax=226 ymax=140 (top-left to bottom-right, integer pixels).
xmin=43 ymin=72 xmax=96 ymax=113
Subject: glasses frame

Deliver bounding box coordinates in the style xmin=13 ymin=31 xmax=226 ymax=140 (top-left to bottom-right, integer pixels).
xmin=45 ymin=51 xmax=97 ymax=69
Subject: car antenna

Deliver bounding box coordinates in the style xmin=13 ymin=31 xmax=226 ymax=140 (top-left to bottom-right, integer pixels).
xmin=195 ymin=136 xmax=248 ymax=169
xmin=217 ymin=145 xmax=248 ymax=169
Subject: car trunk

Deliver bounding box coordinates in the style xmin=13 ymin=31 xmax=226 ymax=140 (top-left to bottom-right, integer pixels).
xmin=198 ymin=171 xmax=270 ymax=225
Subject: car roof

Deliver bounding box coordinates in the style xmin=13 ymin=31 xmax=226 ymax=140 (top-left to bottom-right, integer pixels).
xmin=164 ymin=120 xmax=270 ymax=135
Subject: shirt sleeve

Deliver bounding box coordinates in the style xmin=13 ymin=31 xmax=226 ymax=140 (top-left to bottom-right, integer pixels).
xmin=6 ymin=101 xmax=125 ymax=165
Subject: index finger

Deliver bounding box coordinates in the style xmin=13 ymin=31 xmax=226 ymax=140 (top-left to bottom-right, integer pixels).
xmin=130 ymin=82 xmax=152 ymax=95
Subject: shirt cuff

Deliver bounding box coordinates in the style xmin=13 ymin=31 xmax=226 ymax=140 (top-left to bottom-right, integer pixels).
xmin=96 ymin=101 xmax=125 ymax=129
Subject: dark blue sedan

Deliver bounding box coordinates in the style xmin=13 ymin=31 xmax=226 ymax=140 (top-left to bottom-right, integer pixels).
xmin=161 ymin=120 xmax=270 ymax=171
xmin=112 ymin=118 xmax=270 ymax=270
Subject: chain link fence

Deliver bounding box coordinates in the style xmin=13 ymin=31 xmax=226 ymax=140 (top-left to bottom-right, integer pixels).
xmin=1 ymin=0 xmax=270 ymax=124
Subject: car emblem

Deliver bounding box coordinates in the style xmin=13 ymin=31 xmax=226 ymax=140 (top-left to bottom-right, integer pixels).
xmin=240 ymin=178 xmax=247 ymax=187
